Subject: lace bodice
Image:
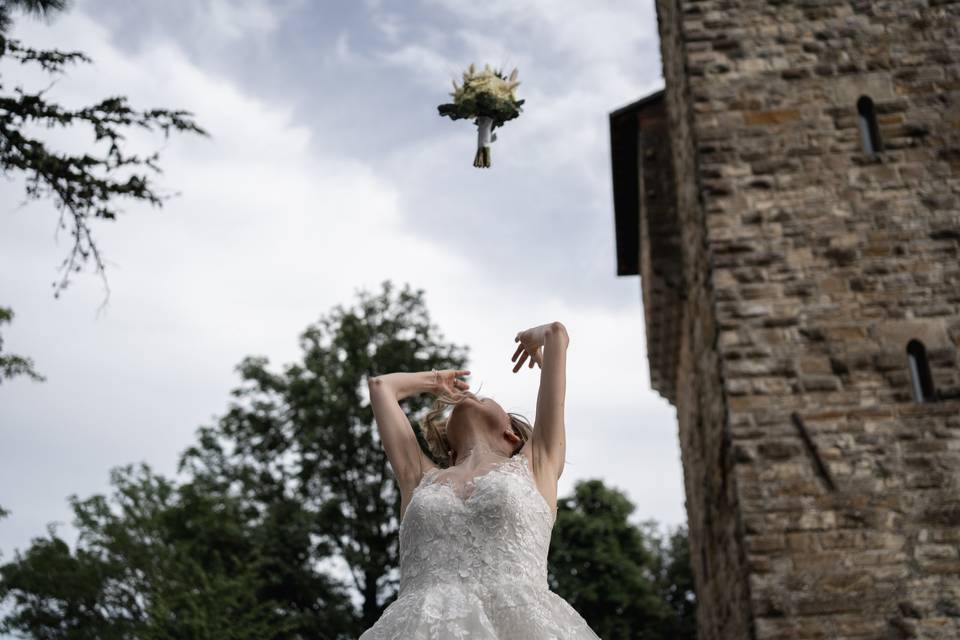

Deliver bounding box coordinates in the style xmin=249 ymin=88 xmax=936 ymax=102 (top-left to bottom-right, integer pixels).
xmin=359 ymin=453 xmax=602 ymax=639
xmin=399 ymin=453 xmax=555 ymax=594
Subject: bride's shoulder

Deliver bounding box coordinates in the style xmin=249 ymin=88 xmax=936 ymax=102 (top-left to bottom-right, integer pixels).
xmin=418 ymin=450 xmax=445 ymax=482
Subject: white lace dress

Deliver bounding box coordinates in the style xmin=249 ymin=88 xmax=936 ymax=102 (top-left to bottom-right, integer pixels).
xmin=359 ymin=453 xmax=602 ymax=639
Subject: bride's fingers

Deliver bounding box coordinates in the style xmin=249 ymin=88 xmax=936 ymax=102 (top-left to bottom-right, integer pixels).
xmin=513 ymin=350 xmax=529 ymax=373
xmin=446 ymin=370 xmax=470 ymax=384
xmin=511 ymin=343 xmax=523 ymax=362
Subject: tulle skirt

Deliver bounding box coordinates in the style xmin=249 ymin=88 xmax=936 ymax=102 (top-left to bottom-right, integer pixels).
xmin=359 ymin=580 xmax=602 ymax=640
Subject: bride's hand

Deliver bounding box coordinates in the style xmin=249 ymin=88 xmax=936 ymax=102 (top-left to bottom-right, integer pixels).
xmin=430 ymin=369 xmax=471 ymax=396
xmin=511 ymin=324 xmax=550 ymax=373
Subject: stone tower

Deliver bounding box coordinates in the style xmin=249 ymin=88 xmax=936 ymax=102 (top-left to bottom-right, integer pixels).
xmin=609 ymin=1 xmax=960 ymax=638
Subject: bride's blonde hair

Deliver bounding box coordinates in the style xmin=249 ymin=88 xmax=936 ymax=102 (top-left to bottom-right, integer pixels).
xmin=420 ymin=384 xmax=533 ymax=468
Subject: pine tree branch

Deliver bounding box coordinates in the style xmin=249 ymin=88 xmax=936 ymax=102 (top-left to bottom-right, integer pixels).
xmin=0 ymin=35 xmax=209 ymax=305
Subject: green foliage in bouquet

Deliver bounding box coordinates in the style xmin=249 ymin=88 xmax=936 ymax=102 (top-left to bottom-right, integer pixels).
xmin=438 ymin=63 xmax=524 ymax=167
xmin=437 ymin=63 xmax=524 ymax=128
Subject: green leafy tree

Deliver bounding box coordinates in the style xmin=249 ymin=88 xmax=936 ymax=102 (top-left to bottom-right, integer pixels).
xmin=0 ymin=0 xmax=66 ymax=33
xmin=179 ymin=280 xmax=469 ymax=633
xmin=1 ymin=0 xmax=207 ymax=302
xmin=646 ymin=521 xmax=697 ymax=638
xmin=548 ymin=479 xmax=697 ymax=639
xmin=0 ymin=464 xmax=356 ymax=639
xmin=0 ymin=305 xmax=44 ymax=383
xmin=0 ymin=0 xmax=206 ymax=384
xmin=0 ymin=281 xmax=468 ymax=638
xmin=1 ymin=281 xmax=697 ymax=638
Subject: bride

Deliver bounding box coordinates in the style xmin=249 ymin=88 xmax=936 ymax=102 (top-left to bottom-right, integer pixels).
xmin=361 ymin=321 xmax=602 ymax=639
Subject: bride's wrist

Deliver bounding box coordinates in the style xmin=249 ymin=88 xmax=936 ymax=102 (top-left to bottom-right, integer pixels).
xmin=425 ymin=369 xmax=442 ymax=396
xmin=410 ymin=370 xmax=440 ymax=399
xmin=375 ymin=371 xmax=436 ymax=401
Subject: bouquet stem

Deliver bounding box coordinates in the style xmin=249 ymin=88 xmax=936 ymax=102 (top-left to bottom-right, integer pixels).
xmin=474 ymin=116 xmax=494 ymax=168
xmin=438 ymin=64 xmax=523 ymax=171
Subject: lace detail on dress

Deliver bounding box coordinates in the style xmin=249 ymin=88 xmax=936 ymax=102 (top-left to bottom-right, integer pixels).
xmin=360 ymin=453 xmax=601 ymax=639
xmin=415 ymin=452 xmax=547 ymax=505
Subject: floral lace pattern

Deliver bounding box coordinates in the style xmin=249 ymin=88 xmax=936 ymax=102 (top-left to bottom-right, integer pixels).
xmin=359 ymin=454 xmax=602 ymax=639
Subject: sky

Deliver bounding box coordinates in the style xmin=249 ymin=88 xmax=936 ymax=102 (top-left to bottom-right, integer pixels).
xmin=0 ymin=0 xmax=679 ymax=598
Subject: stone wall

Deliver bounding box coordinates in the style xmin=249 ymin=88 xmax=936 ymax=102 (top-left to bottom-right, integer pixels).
xmin=654 ymin=0 xmax=960 ymax=638
xmin=655 ymin=0 xmax=756 ymax=638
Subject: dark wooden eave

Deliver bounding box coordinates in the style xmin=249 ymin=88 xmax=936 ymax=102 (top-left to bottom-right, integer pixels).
xmin=609 ymin=88 xmax=685 ymax=405
xmin=609 ymin=88 xmax=665 ymax=276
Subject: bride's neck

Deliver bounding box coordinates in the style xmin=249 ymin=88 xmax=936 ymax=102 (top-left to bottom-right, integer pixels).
xmin=452 ymin=439 xmax=510 ymax=467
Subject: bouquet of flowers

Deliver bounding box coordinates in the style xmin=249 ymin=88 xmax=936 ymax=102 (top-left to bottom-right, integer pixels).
xmin=437 ymin=63 xmax=524 ymax=168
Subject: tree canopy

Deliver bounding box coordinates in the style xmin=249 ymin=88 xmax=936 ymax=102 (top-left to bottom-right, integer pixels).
xmin=0 ymin=281 xmax=696 ymax=638
xmin=549 ymin=479 xmax=696 ymax=639
xmin=178 ymin=280 xmax=471 ymax=629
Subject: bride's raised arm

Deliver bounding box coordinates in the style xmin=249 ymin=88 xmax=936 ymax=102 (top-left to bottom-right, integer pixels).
xmin=513 ymin=321 xmax=569 ymax=481
xmin=367 ymin=369 xmax=470 ymax=491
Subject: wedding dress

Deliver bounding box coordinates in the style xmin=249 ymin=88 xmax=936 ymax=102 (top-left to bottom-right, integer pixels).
xmin=359 ymin=452 xmax=602 ymax=639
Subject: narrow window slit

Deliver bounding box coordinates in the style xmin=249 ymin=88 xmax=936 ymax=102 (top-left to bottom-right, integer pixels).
xmin=857 ymin=95 xmax=883 ymax=154
xmin=906 ymin=339 xmax=936 ymax=403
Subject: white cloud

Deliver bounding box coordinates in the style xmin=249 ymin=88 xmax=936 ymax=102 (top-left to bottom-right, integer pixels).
xmin=353 ymin=2 xmax=684 ymax=529
xmin=0 ymin=8 xmax=471 ymax=555
xmin=371 ymin=0 xmax=661 ymax=179
xmin=330 ymin=30 xmax=355 ymax=64
xmin=423 ymin=0 xmax=659 ymax=73
xmin=202 ymin=0 xmax=282 ymax=41
xmin=0 ymin=1 xmax=686 ymax=590
xmin=377 ymin=42 xmax=462 ymax=88
xmin=366 ymin=3 xmax=407 ymax=43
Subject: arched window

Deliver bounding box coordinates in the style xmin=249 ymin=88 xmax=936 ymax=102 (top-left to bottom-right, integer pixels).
xmin=906 ymin=339 xmax=936 ymax=403
xmin=857 ymin=95 xmax=883 ymax=154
